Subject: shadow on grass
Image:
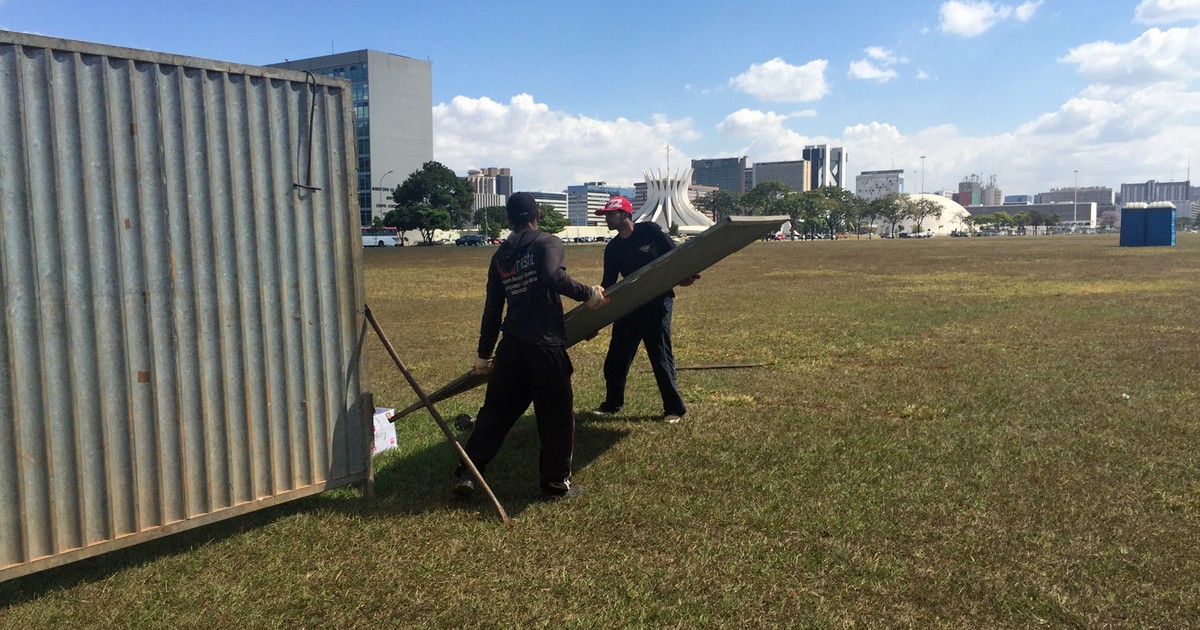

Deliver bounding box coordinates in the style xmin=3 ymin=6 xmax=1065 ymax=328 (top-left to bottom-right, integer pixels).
xmin=0 ymin=415 xmax=627 ymax=608
xmin=345 ymin=413 xmax=630 ymax=520
xmin=0 ymin=496 xmax=316 ymax=609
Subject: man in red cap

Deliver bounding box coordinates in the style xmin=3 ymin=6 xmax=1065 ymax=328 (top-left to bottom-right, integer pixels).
xmin=591 ymin=196 xmax=696 ymax=423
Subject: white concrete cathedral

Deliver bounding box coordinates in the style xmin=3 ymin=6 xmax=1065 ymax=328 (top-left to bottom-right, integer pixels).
xmin=632 ymin=167 xmax=715 ymax=235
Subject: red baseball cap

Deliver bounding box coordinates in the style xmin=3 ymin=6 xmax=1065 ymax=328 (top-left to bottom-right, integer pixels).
xmin=596 ymin=195 xmax=633 ymax=215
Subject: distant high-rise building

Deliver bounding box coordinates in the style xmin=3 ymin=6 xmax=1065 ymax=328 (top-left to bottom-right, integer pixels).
xmin=467 ymin=167 xmax=513 ymax=197
xmin=954 ymin=174 xmax=1000 ymax=206
xmin=1121 ymin=180 xmax=1192 ymax=203
xmin=802 ymin=145 xmax=847 ymax=188
xmin=1004 ymin=195 xmax=1033 ymax=205
xmin=1035 ymin=186 xmax=1115 ymax=205
xmin=529 ymin=191 xmax=568 ymax=221
xmin=855 ymin=169 xmax=903 ymax=200
xmin=754 ymin=160 xmax=810 ymax=192
xmin=691 ymin=156 xmax=749 ymax=194
xmin=1035 ymin=186 xmax=1115 ymax=213
xmin=1121 ymin=179 xmax=1194 ymax=218
xmin=566 ymin=182 xmax=635 ymax=226
xmin=270 ymin=50 xmax=432 ymax=226
xmin=981 ymin=176 xmax=1003 ymax=206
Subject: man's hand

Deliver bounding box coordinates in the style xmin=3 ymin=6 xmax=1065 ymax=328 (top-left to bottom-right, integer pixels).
xmin=586 ymin=285 xmax=608 ymax=310
xmin=678 ymin=274 xmax=700 ymax=287
xmin=472 ymin=356 xmax=493 ymax=375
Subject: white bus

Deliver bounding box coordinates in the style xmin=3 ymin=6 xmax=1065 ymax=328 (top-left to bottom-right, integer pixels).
xmin=362 ymin=226 xmax=400 ymax=247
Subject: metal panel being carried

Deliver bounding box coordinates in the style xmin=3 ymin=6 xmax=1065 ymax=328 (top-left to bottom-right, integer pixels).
xmin=0 ymin=30 xmax=370 ymax=582
xmin=393 ymin=215 xmax=788 ymax=418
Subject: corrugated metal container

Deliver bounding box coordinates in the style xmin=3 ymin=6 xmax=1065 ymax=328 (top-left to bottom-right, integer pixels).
xmin=0 ymin=31 xmax=370 ymax=582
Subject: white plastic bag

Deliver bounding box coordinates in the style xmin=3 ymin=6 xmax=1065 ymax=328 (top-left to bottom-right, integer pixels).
xmin=372 ymin=407 xmax=397 ymax=456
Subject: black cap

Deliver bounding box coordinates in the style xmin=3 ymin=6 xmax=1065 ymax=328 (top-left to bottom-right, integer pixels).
xmin=507 ymin=192 xmax=538 ymax=222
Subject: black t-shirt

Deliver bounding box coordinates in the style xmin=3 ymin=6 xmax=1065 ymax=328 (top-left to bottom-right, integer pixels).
xmin=601 ymin=222 xmax=677 ymax=304
xmin=478 ymin=229 xmax=591 ymax=357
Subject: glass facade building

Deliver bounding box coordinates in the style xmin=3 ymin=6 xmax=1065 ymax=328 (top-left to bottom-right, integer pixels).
xmin=271 ymin=51 xmax=432 ymax=226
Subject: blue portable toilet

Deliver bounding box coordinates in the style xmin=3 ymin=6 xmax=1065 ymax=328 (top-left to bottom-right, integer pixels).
xmin=1120 ymin=202 xmax=1176 ymax=247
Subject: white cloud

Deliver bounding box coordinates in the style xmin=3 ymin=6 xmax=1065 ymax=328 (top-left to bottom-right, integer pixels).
xmin=866 ymin=47 xmax=898 ymax=64
xmin=1135 ymin=0 xmax=1200 ymax=24
xmin=730 ymin=58 xmax=829 ymax=103
xmin=939 ymin=0 xmax=1041 ymax=37
xmin=1061 ymin=25 xmax=1200 ymax=87
xmin=916 ymin=69 xmax=932 ymax=80
xmin=849 ymin=59 xmax=899 ymax=82
xmin=1014 ymin=1 xmax=1043 ymax=21
xmin=849 ymin=46 xmax=903 ymax=82
xmin=432 ymin=94 xmax=699 ymax=192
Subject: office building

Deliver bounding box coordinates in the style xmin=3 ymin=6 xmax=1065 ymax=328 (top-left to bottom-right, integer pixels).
xmin=529 ymin=191 xmax=568 ymax=221
xmin=466 ymin=167 xmax=514 ymax=212
xmin=1121 ymin=180 xmax=1194 ymax=218
xmin=855 ymin=169 xmax=903 ymax=200
xmin=467 ymin=167 xmax=513 ymax=197
xmin=802 ymin=145 xmax=848 ymax=188
xmin=1035 ymin=186 xmax=1115 ymax=213
xmin=966 ymin=202 xmax=1097 ymax=228
xmin=754 ymin=160 xmax=811 ymax=192
xmin=566 ymin=182 xmax=635 ymax=226
xmin=1121 ymin=180 xmax=1192 ymax=203
xmin=953 ymin=174 xmax=1000 ymax=206
xmin=1004 ymin=195 xmax=1033 ymax=205
xmin=271 ymin=50 xmax=433 ymax=226
xmin=691 ymin=156 xmax=750 ymax=194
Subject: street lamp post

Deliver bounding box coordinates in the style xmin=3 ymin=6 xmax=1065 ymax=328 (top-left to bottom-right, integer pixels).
xmin=920 ymin=155 xmax=926 ymax=194
xmin=377 ymin=169 xmax=395 ymax=221
xmin=1073 ymin=169 xmax=1078 ymax=227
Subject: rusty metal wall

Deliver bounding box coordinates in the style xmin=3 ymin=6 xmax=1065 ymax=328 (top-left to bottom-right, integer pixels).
xmin=0 ymin=31 xmax=370 ymax=581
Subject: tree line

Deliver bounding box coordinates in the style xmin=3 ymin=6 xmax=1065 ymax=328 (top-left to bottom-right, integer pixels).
xmin=378 ymin=160 xmax=565 ymax=244
xmin=378 ymin=163 xmax=1084 ymax=244
xmin=693 ymin=184 xmax=1080 ymax=237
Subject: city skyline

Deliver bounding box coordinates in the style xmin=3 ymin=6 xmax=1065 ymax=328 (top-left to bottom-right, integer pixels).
xmin=3 ymin=0 xmax=1198 ymax=196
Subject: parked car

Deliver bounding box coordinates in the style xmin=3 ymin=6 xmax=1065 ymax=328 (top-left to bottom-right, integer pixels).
xmin=455 ymin=234 xmax=488 ymax=246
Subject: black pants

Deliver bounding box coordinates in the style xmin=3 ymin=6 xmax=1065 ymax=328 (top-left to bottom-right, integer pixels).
xmin=602 ymin=299 xmax=686 ymax=417
xmin=457 ymin=336 xmax=575 ymax=492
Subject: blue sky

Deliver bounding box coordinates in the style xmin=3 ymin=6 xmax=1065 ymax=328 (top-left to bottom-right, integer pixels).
xmin=4 ymin=0 xmax=1199 ymax=197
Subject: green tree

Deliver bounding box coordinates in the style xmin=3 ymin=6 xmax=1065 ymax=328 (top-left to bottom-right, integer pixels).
xmin=694 ymin=190 xmax=741 ymax=220
xmin=473 ymin=205 xmax=507 ymax=239
xmin=742 ymin=181 xmax=792 ymax=216
xmin=874 ymin=193 xmax=911 ymax=237
xmin=907 ymin=197 xmax=941 ymax=235
xmin=1012 ymin=211 xmax=1029 ymax=233
xmin=1027 ymin=210 xmax=1045 ymax=235
xmin=537 ymin=204 xmax=568 ymax=234
xmin=858 ymin=201 xmax=883 ymax=238
xmin=388 ymin=159 xmax=472 ymax=243
xmin=812 ymin=186 xmax=860 ymax=237
xmin=384 ymin=203 xmax=452 ymax=244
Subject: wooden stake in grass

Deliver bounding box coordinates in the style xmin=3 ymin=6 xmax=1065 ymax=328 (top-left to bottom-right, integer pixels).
xmin=363 ymin=304 xmax=511 ymax=528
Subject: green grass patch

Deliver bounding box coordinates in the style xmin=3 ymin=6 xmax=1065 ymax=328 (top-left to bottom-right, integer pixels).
xmin=3 ymin=235 xmax=1199 ymax=627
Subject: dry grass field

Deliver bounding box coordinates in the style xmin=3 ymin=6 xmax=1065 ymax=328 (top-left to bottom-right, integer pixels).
xmin=3 ymin=234 xmax=1199 ymax=628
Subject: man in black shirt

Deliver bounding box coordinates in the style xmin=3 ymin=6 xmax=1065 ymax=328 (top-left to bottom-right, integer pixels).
xmin=592 ymin=196 xmax=697 ymax=423
xmin=454 ymin=193 xmax=606 ymax=499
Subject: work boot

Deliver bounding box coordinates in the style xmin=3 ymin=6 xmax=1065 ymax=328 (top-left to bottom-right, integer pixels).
xmin=589 ymin=403 xmax=621 ymax=417
xmin=452 ymin=476 xmax=475 ymax=497
xmin=662 ymin=414 xmax=683 ymax=424
xmin=542 ymin=481 xmax=582 ymax=500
